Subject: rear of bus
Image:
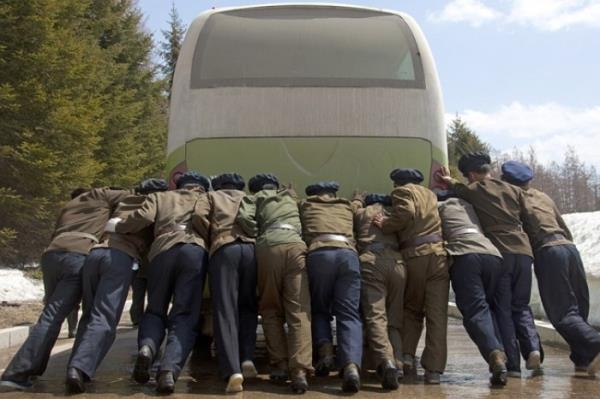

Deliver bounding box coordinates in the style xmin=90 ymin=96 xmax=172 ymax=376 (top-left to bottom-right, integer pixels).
xmin=167 ymin=4 xmax=447 ymax=196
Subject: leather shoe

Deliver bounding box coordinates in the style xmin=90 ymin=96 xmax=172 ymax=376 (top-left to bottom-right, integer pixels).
xmin=156 ymin=370 xmax=175 ymax=394
xmin=377 ymin=360 xmax=399 ymax=390
xmin=341 ymin=363 xmax=360 ymax=393
xmin=65 ymin=367 xmax=85 ymax=394
xmin=133 ymin=345 xmax=153 ymax=384
xmin=290 ymin=369 xmax=308 ymax=394
xmin=488 ymin=350 xmax=507 ymax=386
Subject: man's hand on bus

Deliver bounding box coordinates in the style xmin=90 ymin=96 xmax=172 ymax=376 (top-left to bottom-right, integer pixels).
xmin=372 ymin=213 xmax=386 ymax=229
xmin=437 ymin=166 xmax=455 ymax=185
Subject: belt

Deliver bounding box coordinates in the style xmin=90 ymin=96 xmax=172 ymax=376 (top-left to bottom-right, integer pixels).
xmin=538 ymin=233 xmax=567 ymax=246
xmin=399 ymin=233 xmax=443 ymax=250
xmin=265 ymin=222 xmax=301 ymax=235
xmin=312 ymin=234 xmax=351 ymax=245
xmin=54 ymin=231 xmax=99 ymax=243
xmin=448 ymin=227 xmax=479 ymax=239
xmin=364 ymin=242 xmax=398 ymax=252
xmin=484 ymin=224 xmax=523 ymax=233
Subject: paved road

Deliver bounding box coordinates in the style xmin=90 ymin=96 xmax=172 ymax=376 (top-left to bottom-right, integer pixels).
xmin=1 ymin=318 xmax=599 ymax=398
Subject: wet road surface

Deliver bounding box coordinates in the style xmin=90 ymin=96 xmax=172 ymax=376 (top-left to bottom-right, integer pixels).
xmin=1 ymin=318 xmax=599 ymax=398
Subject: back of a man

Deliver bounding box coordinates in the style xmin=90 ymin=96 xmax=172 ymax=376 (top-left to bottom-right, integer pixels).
xmin=501 ymin=160 xmax=600 ymax=377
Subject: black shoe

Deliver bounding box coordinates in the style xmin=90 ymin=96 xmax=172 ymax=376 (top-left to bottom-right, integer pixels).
xmin=488 ymin=350 xmax=508 ymax=387
xmin=133 ymin=345 xmax=153 ymax=384
xmin=315 ymin=342 xmax=335 ymax=377
xmin=156 ymin=371 xmax=175 ymax=394
xmin=341 ymin=363 xmax=360 ymax=393
xmin=377 ymin=360 xmax=399 ymax=390
xmin=0 ymin=377 xmax=33 ymax=392
xmin=65 ymin=367 xmax=85 ymax=394
xmin=290 ymin=369 xmax=308 ymax=394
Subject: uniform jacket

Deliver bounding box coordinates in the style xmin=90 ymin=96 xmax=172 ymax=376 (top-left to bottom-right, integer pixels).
xmin=453 ymin=178 xmax=533 ymax=257
xmin=355 ymin=203 xmax=402 ymax=265
xmin=192 ymin=189 xmax=255 ymax=257
xmin=46 ymin=188 xmax=130 ymax=255
xmin=236 ymin=188 xmax=304 ymax=248
xmin=298 ymin=195 xmax=361 ymax=252
xmin=95 ymin=193 xmax=154 ymax=261
xmin=115 ymin=188 xmax=209 ymax=261
xmin=521 ymin=187 xmax=573 ymax=251
xmin=438 ymin=198 xmax=502 ymax=259
xmin=380 ymin=184 xmax=445 ymax=258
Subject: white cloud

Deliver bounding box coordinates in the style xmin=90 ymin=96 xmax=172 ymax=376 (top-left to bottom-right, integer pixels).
xmin=428 ymin=0 xmax=502 ymax=27
xmin=429 ymin=0 xmax=600 ymax=31
xmin=447 ymin=102 xmax=600 ymax=168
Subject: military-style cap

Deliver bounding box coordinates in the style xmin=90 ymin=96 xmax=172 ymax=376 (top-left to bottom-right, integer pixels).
xmin=176 ymin=171 xmax=210 ymax=191
xmin=211 ymin=173 xmax=245 ymax=191
xmin=389 ymin=168 xmax=424 ymax=185
xmin=364 ymin=193 xmax=392 ymax=206
xmin=458 ymin=152 xmax=492 ymax=175
xmin=305 ymin=181 xmax=340 ymax=196
xmin=137 ymin=178 xmax=168 ymax=194
xmin=501 ymin=161 xmax=533 ymax=185
xmin=248 ymin=173 xmax=279 ymax=193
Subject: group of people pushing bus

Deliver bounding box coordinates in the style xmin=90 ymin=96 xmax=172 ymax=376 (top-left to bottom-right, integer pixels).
xmin=1 ymin=151 xmax=599 ymax=395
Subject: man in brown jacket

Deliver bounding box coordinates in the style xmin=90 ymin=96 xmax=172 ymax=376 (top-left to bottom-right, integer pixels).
xmin=501 ymin=160 xmax=600 ymax=376
xmin=373 ymin=168 xmax=448 ymax=384
xmin=192 ymin=173 xmax=258 ymax=393
xmin=299 ymin=181 xmax=363 ymax=393
xmin=65 ymin=178 xmax=167 ymax=393
xmin=0 ymin=187 xmax=129 ymax=391
xmin=439 ymin=153 xmax=542 ymax=377
xmin=355 ymin=193 xmax=404 ymax=390
xmin=112 ymin=171 xmax=211 ymax=394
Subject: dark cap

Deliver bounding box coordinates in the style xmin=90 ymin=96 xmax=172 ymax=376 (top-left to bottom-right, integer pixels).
xmin=435 ymin=189 xmax=457 ymax=202
xmin=211 ymin=173 xmax=245 ymax=191
xmin=458 ymin=152 xmax=492 ymax=176
xmin=389 ymin=168 xmax=424 ymax=185
xmin=501 ymin=161 xmax=533 ymax=185
xmin=305 ymin=181 xmax=340 ymax=196
xmin=137 ymin=178 xmax=168 ymax=194
xmin=175 ymin=171 xmax=210 ymax=191
xmin=364 ymin=193 xmax=392 ymax=206
xmin=248 ymin=173 xmax=279 ymax=193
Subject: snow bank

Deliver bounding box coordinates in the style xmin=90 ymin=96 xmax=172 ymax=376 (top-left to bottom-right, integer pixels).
xmin=563 ymin=211 xmax=600 ymax=278
xmin=0 ymin=268 xmax=44 ymax=302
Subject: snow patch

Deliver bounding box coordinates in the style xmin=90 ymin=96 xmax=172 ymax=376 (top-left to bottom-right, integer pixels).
xmin=563 ymin=211 xmax=600 ymax=278
xmin=0 ymin=268 xmax=44 ymax=302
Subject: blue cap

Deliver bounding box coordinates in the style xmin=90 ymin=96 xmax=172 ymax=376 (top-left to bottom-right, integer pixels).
xmin=175 ymin=171 xmax=210 ymax=191
xmin=137 ymin=178 xmax=168 ymax=194
xmin=458 ymin=152 xmax=491 ymax=176
xmin=211 ymin=173 xmax=245 ymax=191
xmin=389 ymin=168 xmax=424 ymax=185
xmin=364 ymin=193 xmax=392 ymax=206
xmin=305 ymin=181 xmax=340 ymax=196
xmin=248 ymin=173 xmax=279 ymax=193
xmin=501 ymin=161 xmax=533 ymax=185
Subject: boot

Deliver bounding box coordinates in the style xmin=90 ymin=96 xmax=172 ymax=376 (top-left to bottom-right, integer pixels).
xmin=402 ymin=354 xmax=417 ymax=378
xmin=315 ymin=342 xmax=335 ymax=377
xmin=376 ymin=360 xmax=399 ymax=390
xmin=488 ymin=350 xmax=507 ymax=387
xmin=133 ymin=345 xmax=153 ymax=384
xmin=65 ymin=367 xmax=85 ymax=394
xmin=341 ymin=363 xmax=360 ymax=393
xmin=290 ymin=369 xmax=308 ymax=394
xmin=156 ymin=370 xmax=175 ymax=394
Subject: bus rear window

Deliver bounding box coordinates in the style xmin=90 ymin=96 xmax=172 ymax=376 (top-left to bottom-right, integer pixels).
xmin=191 ymin=7 xmax=425 ymax=88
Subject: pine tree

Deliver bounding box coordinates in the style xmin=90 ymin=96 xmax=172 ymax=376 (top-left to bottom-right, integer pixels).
xmin=446 ymin=116 xmax=491 ymax=178
xmin=159 ymin=2 xmax=186 ymax=100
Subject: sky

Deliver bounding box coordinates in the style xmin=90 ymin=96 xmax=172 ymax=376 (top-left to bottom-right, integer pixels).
xmin=138 ymin=0 xmax=600 ymax=169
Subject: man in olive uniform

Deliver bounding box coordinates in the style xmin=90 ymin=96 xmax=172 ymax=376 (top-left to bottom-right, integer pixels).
xmin=0 ymin=187 xmax=129 ymax=391
xmin=438 ymin=193 xmax=508 ymax=386
xmin=298 ymin=181 xmax=363 ymax=393
xmin=237 ymin=173 xmax=312 ymax=394
xmin=192 ymin=173 xmax=258 ymax=393
xmin=111 ymin=171 xmax=211 ymax=394
xmin=501 ymin=160 xmax=600 ymax=376
xmin=355 ymin=193 xmax=404 ymax=390
xmin=438 ymin=153 xmax=541 ymax=377
xmin=65 ymin=178 xmax=168 ymax=393
xmin=373 ymin=169 xmax=448 ymax=385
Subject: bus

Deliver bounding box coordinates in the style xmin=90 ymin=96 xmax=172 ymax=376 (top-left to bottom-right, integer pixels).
xmin=167 ymin=3 xmax=447 ymax=195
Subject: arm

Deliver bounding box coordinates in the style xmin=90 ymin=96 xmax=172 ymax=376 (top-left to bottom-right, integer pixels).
xmin=114 ymin=193 xmax=158 ymax=234
xmin=236 ymin=194 xmax=258 ymax=237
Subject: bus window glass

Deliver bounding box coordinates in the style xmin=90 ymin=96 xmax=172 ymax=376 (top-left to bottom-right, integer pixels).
xmin=191 ymin=7 xmax=425 ymax=88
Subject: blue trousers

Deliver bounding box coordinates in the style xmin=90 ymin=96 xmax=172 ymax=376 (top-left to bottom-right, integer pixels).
xmin=2 ymin=251 xmax=85 ymax=382
xmin=494 ymin=252 xmax=540 ymax=372
xmin=68 ymin=247 xmax=134 ymax=378
xmin=450 ymin=253 xmax=504 ymax=362
xmin=534 ymin=244 xmax=600 ymax=366
xmin=139 ymin=243 xmax=208 ymax=380
xmin=306 ymin=248 xmax=362 ymax=369
xmin=209 ymin=242 xmax=258 ymax=379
